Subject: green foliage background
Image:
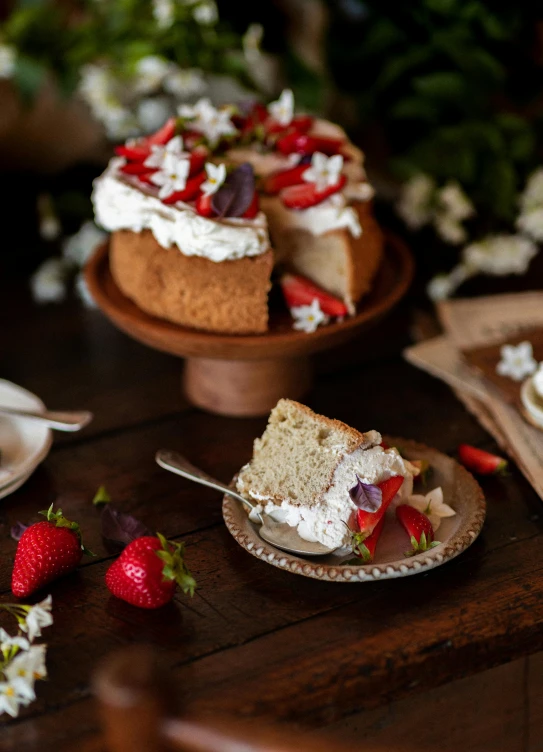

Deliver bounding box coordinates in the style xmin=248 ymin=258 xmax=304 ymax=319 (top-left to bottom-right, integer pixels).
xmin=327 ymin=0 xmax=543 ymax=225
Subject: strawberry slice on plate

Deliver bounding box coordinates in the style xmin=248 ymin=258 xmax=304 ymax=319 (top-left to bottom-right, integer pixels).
xmin=396 ymin=504 xmax=440 ymax=556
xmin=458 ymin=444 xmax=508 ymax=475
xmin=280 ymin=273 xmax=348 ymax=317
xmin=161 ymin=172 xmax=206 ymax=204
xmin=262 ymin=164 xmax=308 ymax=194
xmin=357 ymin=475 xmax=404 ymax=539
xmin=280 ymin=174 xmax=346 ymax=210
xmin=350 ymin=514 xmax=386 ymax=563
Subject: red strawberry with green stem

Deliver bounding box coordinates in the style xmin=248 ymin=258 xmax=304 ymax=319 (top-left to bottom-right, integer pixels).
xmin=105 ymin=533 xmax=196 ymax=609
xmin=396 ymin=504 xmax=440 ymax=557
xmin=458 ymin=444 xmax=508 ymax=476
xmin=280 ymin=273 xmax=348 ymax=317
xmin=12 ymin=505 xmax=95 ymax=597
xmin=356 ymin=475 xmax=404 ymax=539
xmin=347 ymin=514 xmax=386 ymax=564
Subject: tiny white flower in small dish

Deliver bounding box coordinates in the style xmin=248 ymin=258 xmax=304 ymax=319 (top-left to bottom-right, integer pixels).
xmin=268 ymin=89 xmax=294 ymax=126
xmin=0 ymin=628 xmax=29 ymax=653
xmin=20 ymin=595 xmax=53 ymax=643
xmin=63 ymin=220 xmax=107 ymax=268
xmin=201 ymin=162 xmax=227 ymax=196
xmin=407 ymin=487 xmax=455 ymax=532
xmin=496 ymin=341 xmax=538 ymax=381
xmin=30 ymin=258 xmax=69 ymax=304
xmin=0 ymin=681 xmax=22 ymax=717
xmin=178 ymin=98 xmax=237 ymax=147
xmin=0 ymin=44 xmax=16 ymax=79
xmin=150 ymin=152 xmax=191 ymax=199
xmin=303 ymin=152 xmax=344 ymax=191
xmin=291 ymin=299 xmax=329 ymax=333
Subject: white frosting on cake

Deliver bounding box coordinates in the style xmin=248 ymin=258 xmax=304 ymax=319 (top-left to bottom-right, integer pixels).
xmin=92 ymin=159 xmax=270 ymax=263
xmin=248 ymin=446 xmax=414 ymax=550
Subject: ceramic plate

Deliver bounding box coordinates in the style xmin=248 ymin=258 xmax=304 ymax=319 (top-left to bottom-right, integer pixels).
xmin=0 ymin=379 xmax=52 ymax=497
xmin=222 ymin=439 xmax=486 ymax=582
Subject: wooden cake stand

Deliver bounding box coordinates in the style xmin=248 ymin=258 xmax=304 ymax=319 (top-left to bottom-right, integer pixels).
xmin=85 ymin=233 xmax=414 ymax=417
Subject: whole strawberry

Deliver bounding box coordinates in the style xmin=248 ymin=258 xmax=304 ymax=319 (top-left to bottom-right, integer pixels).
xmin=12 ymin=505 xmax=94 ymax=597
xmin=105 ymin=533 xmax=196 ymax=609
xmin=396 ymin=504 xmax=440 ymax=557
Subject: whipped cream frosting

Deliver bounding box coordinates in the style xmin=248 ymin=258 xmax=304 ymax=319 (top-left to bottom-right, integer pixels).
xmin=247 ymin=446 xmax=414 ymax=550
xmin=92 ymin=159 xmax=270 ymax=263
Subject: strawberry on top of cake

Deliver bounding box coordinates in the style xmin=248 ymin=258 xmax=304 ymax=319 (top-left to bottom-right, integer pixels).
xmin=92 ymin=90 xmax=383 ymax=335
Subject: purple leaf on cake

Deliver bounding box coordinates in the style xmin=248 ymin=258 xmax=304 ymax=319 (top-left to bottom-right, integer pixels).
xmin=212 ymin=163 xmax=255 ymax=217
xmin=11 ymin=521 xmax=29 ymax=541
xmin=101 ymin=506 xmax=152 ymax=549
xmin=349 ymin=477 xmax=383 ymax=513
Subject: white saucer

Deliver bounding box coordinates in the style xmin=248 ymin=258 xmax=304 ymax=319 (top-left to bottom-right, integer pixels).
xmin=0 ymin=379 xmax=52 ymax=498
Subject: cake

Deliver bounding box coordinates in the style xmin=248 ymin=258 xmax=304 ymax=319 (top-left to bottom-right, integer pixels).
xmin=236 ymin=399 xmax=416 ymax=550
xmin=92 ymin=90 xmax=383 ymax=335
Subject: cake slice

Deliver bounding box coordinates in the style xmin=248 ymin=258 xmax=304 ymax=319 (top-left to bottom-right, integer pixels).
xmin=236 ymin=399 xmax=414 ymax=550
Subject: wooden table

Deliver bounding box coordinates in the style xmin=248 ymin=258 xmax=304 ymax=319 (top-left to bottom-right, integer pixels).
xmin=2 ymin=272 xmax=543 ymax=752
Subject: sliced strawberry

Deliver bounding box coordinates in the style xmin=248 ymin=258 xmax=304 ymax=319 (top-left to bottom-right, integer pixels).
xmin=189 ymin=147 xmax=208 ymax=176
xmin=195 ymin=192 xmax=215 ymax=217
xmin=183 ymin=130 xmax=205 ymax=150
xmin=396 ymin=504 xmax=440 ymax=556
xmin=242 ymin=192 xmax=259 ymax=218
xmin=276 ymin=132 xmax=344 ymax=156
xmin=120 ymin=161 xmax=152 ymax=175
xmin=266 ymin=114 xmax=314 ymax=135
xmin=280 ymin=273 xmax=348 ymax=317
xmin=356 ymin=515 xmax=386 ymax=563
xmin=146 ymin=117 xmax=177 ymax=146
xmin=137 ymin=171 xmax=156 ymax=185
xmin=280 ymin=174 xmax=347 ymax=210
xmin=458 ymin=444 xmax=508 ymax=475
xmin=115 ymin=143 xmax=151 ymax=161
xmin=262 ymin=164 xmax=308 ymax=194
xmin=357 ymin=475 xmax=404 ymax=538
xmin=161 ymin=172 xmax=206 ymax=204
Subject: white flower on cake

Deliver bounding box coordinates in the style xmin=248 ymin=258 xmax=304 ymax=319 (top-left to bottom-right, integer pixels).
xmin=268 ymin=89 xmax=294 ymax=126
xmin=133 ymin=56 xmax=170 ymax=95
xmin=178 ymin=98 xmax=237 ymax=147
xmin=144 ymin=135 xmax=187 ymax=170
xmin=201 ymin=162 xmax=227 ymax=196
xmin=20 ymin=595 xmax=53 ymax=642
xmin=303 ymin=152 xmax=344 ymax=191
xmin=291 ymin=299 xmax=329 ymax=333
xmin=150 ymin=152 xmax=191 ymax=199
xmin=193 ymin=0 xmax=218 ymax=25
xmin=517 ymin=168 xmax=543 ymax=241
xmin=496 ymin=341 xmax=537 ymax=381
xmin=462 ymin=234 xmax=538 ymax=276
xmin=164 ymin=67 xmax=206 ymax=98
xmin=407 ymin=487 xmax=455 ymax=532
xmin=0 ymin=44 xmax=16 ymax=79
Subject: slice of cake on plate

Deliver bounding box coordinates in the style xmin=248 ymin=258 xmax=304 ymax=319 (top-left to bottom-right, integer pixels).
xmin=236 ymin=399 xmax=416 ymax=550
xmin=92 ymin=90 xmax=384 ymax=335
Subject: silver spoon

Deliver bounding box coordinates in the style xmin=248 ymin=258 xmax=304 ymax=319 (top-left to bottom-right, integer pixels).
xmin=0 ymin=406 xmax=93 ymax=432
xmin=155 ymin=449 xmax=334 ymax=557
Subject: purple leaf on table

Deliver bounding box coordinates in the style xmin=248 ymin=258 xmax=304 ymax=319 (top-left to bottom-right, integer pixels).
xmin=11 ymin=521 xmax=29 ymax=541
xmin=101 ymin=506 xmax=152 ymax=550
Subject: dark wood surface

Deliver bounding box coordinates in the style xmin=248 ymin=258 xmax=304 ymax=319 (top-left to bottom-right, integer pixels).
xmin=2 ymin=272 xmax=543 ymax=752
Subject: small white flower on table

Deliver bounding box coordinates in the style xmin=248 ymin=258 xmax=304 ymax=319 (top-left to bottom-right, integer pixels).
xmin=0 ymin=44 xmax=16 ymax=79
xmin=178 ymin=98 xmax=237 ymax=147
xmin=496 ymin=341 xmax=538 ymax=381
xmin=0 ymin=680 xmax=22 ymax=717
xmin=268 ymin=89 xmax=294 ymax=126
xmin=303 ymin=152 xmax=344 ymax=191
xmin=291 ymin=300 xmax=329 ymax=333
xmin=150 ymin=152 xmax=191 ymax=199
xmin=0 ymin=629 xmax=29 ymax=653
xmin=407 ymin=487 xmax=455 ymax=532
xmin=20 ymin=595 xmax=53 ymax=642
xmin=201 ymin=163 xmax=227 ymax=196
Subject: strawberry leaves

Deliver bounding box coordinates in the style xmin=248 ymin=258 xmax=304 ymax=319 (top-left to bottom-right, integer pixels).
xmin=154 ymin=532 xmax=197 ymax=596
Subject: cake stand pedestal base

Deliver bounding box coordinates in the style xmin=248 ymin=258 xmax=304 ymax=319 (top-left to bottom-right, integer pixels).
xmin=183 ymin=356 xmax=312 ymax=417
